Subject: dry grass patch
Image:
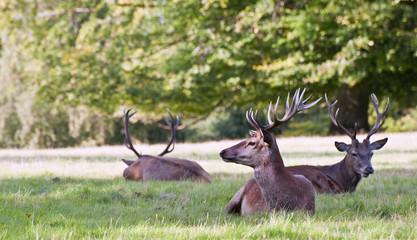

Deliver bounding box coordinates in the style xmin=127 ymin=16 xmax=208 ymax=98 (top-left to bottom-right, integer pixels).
xmin=0 ymin=132 xmax=416 ymax=179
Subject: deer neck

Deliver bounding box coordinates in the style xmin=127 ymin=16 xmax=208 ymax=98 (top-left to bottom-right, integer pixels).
xmin=253 ymin=147 xmax=293 ymax=208
xmin=255 ymin=144 xmax=287 ymax=173
xmin=328 ymin=156 xmax=362 ymax=192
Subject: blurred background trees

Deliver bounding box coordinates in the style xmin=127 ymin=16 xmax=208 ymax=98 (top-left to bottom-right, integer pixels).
xmin=0 ymin=0 xmax=416 ymax=148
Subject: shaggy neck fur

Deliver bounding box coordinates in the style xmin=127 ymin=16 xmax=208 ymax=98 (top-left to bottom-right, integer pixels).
xmin=253 ymin=142 xmax=294 ymax=211
xmin=320 ymin=155 xmax=362 ymax=193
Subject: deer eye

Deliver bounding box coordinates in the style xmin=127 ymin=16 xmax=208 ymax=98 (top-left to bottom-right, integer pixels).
xmin=351 ymin=153 xmax=358 ymax=158
xmin=247 ymin=141 xmax=256 ymax=146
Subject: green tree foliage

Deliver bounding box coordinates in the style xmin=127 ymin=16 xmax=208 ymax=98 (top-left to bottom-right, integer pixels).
xmin=0 ymin=0 xmax=41 ymax=147
xmin=0 ymin=0 xmax=416 ymax=147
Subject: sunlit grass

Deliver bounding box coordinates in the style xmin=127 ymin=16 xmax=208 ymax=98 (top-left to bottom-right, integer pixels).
xmin=1 ymin=132 xmax=415 ymax=178
xmin=0 ymin=132 xmax=416 ymax=239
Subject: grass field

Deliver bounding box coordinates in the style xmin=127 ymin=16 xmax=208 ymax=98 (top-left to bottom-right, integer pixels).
xmin=0 ymin=132 xmax=416 ymax=239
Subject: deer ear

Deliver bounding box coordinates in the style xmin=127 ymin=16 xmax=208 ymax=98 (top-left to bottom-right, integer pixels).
xmin=370 ymin=137 xmax=388 ymax=150
xmin=335 ymin=141 xmax=350 ymax=152
xmin=261 ymin=131 xmax=274 ymax=147
xmin=248 ymin=130 xmax=256 ymax=137
xmin=122 ymin=159 xmax=135 ymax=166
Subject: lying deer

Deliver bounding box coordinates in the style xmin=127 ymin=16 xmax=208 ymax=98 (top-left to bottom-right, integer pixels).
xmin=220 ymin=89 xmax=321 ymax=215
xmin=223 ymin=93 xmax=388 ymax=215
xmin=122 ymin=108 xmax=212 ymax=183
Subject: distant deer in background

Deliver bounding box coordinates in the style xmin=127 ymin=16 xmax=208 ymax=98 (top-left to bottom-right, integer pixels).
xmin=220 ymin=89 xmax=321 ymax=215
xmin=122 ymin=108 xmax=212 ymax=183
xmin=223 ymin=93 xmax=388 ymax=215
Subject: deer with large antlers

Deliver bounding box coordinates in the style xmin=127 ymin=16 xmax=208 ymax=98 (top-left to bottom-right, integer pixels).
xmin=223 ymin=93 xmax=388 ymax=215
xmin=122 ymin=108 xmax=212 ymax=183
xmin=220 ymin=89 xmax=321 ymax=215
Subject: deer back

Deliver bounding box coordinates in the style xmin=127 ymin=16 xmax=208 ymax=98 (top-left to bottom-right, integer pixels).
xmin=123 ymin=155 xmax=212 ymax=182
xmin=224 ymin=93 xmax=389 ymax=215
xmin=122 ymin=108 xmax=212 ymax=183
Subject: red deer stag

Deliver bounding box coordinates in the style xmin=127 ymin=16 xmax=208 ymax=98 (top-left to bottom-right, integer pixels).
xmin=122 ymin=108 xmax=212 ymax=183
xmin=220 ymin=89 xmax=321 ymax=215
xmin=223 ymin=93 xmax=388 ymax=215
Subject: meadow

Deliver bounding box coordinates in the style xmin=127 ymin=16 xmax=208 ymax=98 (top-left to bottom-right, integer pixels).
xmin=0 ymin=132 xmax=416 ymax=239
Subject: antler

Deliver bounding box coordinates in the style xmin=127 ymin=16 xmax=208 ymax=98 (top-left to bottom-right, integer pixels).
xmin=124 ymin=107 xmax=142 ymax=158
xmin=325 ymin=93 xmax=357 ymax=140
xmin=158 ymin=109 xmax=180 ymax=156
xmin=247 ymin=88 xmax=322 ymax=132
xmin=366 ymin=93 xmax=389 ymax=140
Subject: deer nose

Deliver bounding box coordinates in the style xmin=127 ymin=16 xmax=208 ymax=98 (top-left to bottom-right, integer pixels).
xmin=219 ymin=150 xmax=226 ymax=158
xmin=365 ymin=167 xmax=374 ymax=174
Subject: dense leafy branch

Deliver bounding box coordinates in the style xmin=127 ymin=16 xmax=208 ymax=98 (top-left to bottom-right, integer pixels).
xmin=0 ymin=0 xmax=416 ymax=147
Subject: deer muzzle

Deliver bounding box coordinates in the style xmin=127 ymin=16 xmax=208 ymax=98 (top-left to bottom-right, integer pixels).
xmin=219 ymin=150 xmax=232 ymax=162
xmin=362 ymin=166 xmax=374 ymax=178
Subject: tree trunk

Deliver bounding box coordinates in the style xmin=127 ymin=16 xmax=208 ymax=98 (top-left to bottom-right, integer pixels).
xmin=329 ymin=84 xmax=370 ymax=135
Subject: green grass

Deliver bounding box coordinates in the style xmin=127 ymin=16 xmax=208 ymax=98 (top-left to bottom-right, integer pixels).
xmin=1 ymin=133 xmax=417 ymax=239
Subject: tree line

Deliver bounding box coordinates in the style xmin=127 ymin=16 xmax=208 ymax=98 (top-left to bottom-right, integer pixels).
xmin=0 ymin=0 xmax=416 ymax=148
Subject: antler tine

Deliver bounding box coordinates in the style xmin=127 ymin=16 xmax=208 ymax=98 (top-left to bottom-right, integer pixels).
xmin=265 ymin=97 xmax=280 ymax=126
xmin=267 ymin=101 xmax=273 ymax=126
xmin=252 ymin=109 xmax=261 ymax=128
xmin=246 ymin=89 xmax=320 ymax=133
xmin=335 ymin=108 xmax=357 ymax=140
xmin=278 ymin=88 xmax=304 ymax=123
xmin=163 ymin=108 xmax=180 ymax=129
xmin=260 ymin=88 xmax=320 ymax=131
xmin=246 ymin=109 xmax=253 ymax=129
xmin=299 ymin=96 xmax=322 ymax=110
xmin=366 ymin=94 xmax=389 ymax=140
xmin=123 ymin=106 xmax=141 ymax=158
xmin=299 ymin=88 xmax=306 ymax=103
xmin=325 ymin=93 xmax=356 ymax=140
xmin=251 ymin=109 xmax=265 ymax=138
xmin=325 ymin=93 xmax=339 ymax=127
xmin=285 ymin=91 xmax=291 ymax=113
xmin=285 ymin=88 xmax=299 ymax=115
xmin=158 ymin=108 xmax=180 ymax=156
xmin=277 ymin=88 xmax=298 ymax=124
xmin=246 ymin=108 xmax=258 ymax=130
xmin=246 ymin=109 xmax=250 ymax=126
xmin=297 ymin=88 xmax=322 ymax=111
xmin=302 ymin=94 xmax=312 ymax=104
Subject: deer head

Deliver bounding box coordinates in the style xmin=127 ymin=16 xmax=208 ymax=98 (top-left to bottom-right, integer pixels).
xmin=220 ymin=88 xmax=321 ymax=168
xmin=220 ymin=123 xmax=274 ymax=168
xmin=325 ymin=93 xmax=389 ymax=178
xmin=124 ymin=107 xmax=180 ymax=159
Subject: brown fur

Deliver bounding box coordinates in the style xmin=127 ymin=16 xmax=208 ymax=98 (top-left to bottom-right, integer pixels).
xmin=122 ymin=108 xmax=212 ymax=183
xmin=225 ymin=137 xmax=388 ymax=215
xmin=220 ymin=130 xmax=315 ymax=215
xmin=123 ymin=155 xmax=212 ymax=183
xmin=221 ymin=89 xmax=320 ymax=215
xmin=224 ymin=92 xmax=388 ymax=215
xmin=224 ymin=178 xmax=267 ymax=215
